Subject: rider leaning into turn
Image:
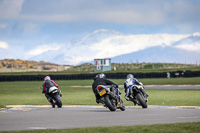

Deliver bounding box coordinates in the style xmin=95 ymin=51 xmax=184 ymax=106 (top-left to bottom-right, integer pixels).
xmin=42 ymin=76 xmax=59 ymax=108
xmin=92 ymin=73 xmax=121 ymax=106
xmin=124 ymin=74 xmax=149 ymax=103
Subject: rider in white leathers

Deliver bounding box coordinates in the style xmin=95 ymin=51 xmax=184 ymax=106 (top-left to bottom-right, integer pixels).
xmin=124 ymin=74 xmax=148 ymax=103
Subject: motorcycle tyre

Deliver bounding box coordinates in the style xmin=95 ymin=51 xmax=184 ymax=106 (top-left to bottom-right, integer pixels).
xmin=136 ymin=93 xmax=147 ymax=108
xmin=54 ymin=94 xmax=62 ymax=108
xmin=104 ymin=95 xmax=116 ymax=111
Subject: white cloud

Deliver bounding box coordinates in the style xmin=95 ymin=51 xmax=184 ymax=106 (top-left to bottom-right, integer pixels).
xmin=0 ymin=41 xmax=9 ymax=49
xmin=173 ymin=32 xmax=200 ymax=52
xmin=175 ymin=43 xmax=200 ymax=52
xmin=62 ymin=30 xmax=190 ymax=65
xmin=2 ymin=28 xmax=199 ymax=65
xmin=0 ymin=0 xmax=24 ymax=19
xmin=88 ymin=33 xmax=189 ymax=58
xmin=27 ymin=43 xmax=61 ymax=56
xmin=1 ymin=0 xmax=199 ymax=26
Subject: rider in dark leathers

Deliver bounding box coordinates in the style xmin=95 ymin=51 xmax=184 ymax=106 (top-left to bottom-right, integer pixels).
xmin=42 ymin=76 xmax=59 ymax=108
xmin=92 ymin=73 xmax=119 ymax=104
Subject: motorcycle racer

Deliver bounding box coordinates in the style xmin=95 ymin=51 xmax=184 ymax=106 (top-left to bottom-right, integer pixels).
xmin=92 ymin=73 xmax=121 ymax=106
xmin=42 ymin=76 xmax=59 ymax=108
xmin=124 ymin=74 xmax=148 ymax=103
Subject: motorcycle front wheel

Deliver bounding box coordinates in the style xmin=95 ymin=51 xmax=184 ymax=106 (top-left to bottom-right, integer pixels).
xmin=104 ymin=94 xmax=116 ymax=111
xmin=136 ymin=93 xmax=147 ymax=108
xmin=54 ymin=94 xmax=62 ymax=108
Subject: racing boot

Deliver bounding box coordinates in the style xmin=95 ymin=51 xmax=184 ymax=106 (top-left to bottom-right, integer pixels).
xmin=58 ymin=90 xmax=62 ymax=97
xmin=96 ymin=99 xmax=101 ymax=104
xmin=130 ymin=97 xmax=137 ymax=106
xmin=117 ymin=102 xmax=122 ymax=108
xmin=144 ymin=93 xmax=149 ymax=98
xmin=95 ymin=93 xmax=101 ymax=104
xmin=141 ymin=89 xmax=149 ymax=97
xmin=117 ymin=96 xmax=123 ymax=108
xmin=51 ymin=102 xmax=55 ymax=108
xmin=49 ymin=99 xmax=56 ymax=108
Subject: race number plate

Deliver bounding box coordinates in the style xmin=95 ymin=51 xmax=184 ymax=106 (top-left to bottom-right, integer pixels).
xmin=99 ymin=89 xmax=106 ymax=96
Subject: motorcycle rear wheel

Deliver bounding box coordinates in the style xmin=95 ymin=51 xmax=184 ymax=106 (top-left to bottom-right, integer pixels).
xmin=136 ymin=93 xmax=147 ymax=108
xmin=54 ymin=94 xmax=62 ymax=108
xmin=104 ymin=95 xmax=116 ymax=111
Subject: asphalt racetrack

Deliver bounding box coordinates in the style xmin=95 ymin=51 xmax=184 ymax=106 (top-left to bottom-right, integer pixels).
xmin=1 ymin=105 xmax=200 ymax=131
xmin=1 ymin=85 xmax=200 ymax=131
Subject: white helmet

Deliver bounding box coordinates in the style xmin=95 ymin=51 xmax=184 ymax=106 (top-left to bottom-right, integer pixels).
xmin=127 ymin=74 xmax=134 ymax=79
xmin=96 ymin=73 xmax=106 ymax=78
xmin=44 ymin=76 xmax=51 ymax=81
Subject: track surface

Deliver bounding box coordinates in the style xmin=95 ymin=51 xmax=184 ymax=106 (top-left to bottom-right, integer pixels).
xmin=71 ymin=85 xmax=200 ymax=89
xmin=1 ymin=105 xmax=200 ymax=131
xmin=1 ymin=85 xmax=200 ymax=131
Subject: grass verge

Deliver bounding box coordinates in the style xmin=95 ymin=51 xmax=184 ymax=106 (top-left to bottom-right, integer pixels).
xmin=112 ymin=77 xmax=200 ymax=85
xmin=0 ymin=122 xmax=200 ymax=133
xmin=0 ymin=79 xmax=200 ymax=106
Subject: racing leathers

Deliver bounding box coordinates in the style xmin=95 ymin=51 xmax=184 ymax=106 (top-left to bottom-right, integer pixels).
xmin=42 ymin=79 xmax=59 ymax=107
xmin=92 ymin=77 xmax=119 ymax=104
xmin=124 ymin=78 xmax=148 ymax=101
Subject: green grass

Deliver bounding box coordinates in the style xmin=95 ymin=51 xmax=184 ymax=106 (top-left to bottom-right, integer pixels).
xmin=0 ymin=78 xmax=200 ymax=106
xmin=66 ymin=88 xmax=200 ymax=106
xmin=146 ymin=89 xmax=200 ymax=106
xmin=0 ymin=122 xmax=200 ymax=133
xmin=1 ymin=78 xmax=200 ymax=133
xmin=140 ymin=77 xmax=200 ymax=85
xmin=47 ymin=77 xmax=200 ymax=86
xmin=112 ymin=77 xmax=200 ymax=85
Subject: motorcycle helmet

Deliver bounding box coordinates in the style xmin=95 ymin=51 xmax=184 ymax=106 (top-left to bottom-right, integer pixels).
xmin=127 ymin=74 xmax=134 ymax=79
xmin=96 ymin=73 xmax=106 ymax=78
xmin=44 ymin=76 xmax=51 ymax=81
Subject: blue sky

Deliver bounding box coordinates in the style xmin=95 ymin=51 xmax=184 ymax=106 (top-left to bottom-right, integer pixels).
xmin=0 ymin=0 xmax=200 ymax=64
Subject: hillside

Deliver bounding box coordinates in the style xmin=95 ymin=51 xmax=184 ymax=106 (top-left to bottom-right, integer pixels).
xmin=0 ymin=58 xmax=199 ymax=75
xmin=0 ymin=59 xmax=71 ymax=72
xmin=64 ymin=62 xmax=200 ymax=74
xmin=111 ymin=46 xmax=200 ymax=64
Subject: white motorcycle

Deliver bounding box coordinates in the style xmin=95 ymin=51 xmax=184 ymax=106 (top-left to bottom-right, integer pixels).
xmin=41 ymin=86 xmax=62 ymax=108
xmin=129 ymin=85 xmax=148 ymax=108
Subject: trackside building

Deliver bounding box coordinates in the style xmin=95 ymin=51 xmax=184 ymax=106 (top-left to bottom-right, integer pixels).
xmin=94 ymin=58 xmax=111 ymax=72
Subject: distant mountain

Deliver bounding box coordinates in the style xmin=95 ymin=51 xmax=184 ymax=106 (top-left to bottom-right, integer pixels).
xmin=26 ymin=30 xmax=200 ymax=65
xmin=111 ymin=46 xmax=200 ymax=64
xmin=173 ymin=36 xmax=200 ymax=46
xmin=82 ymin=29 xmax=122 ymax=43
xmin=28 ymin=29 xmax=122 ymax=65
